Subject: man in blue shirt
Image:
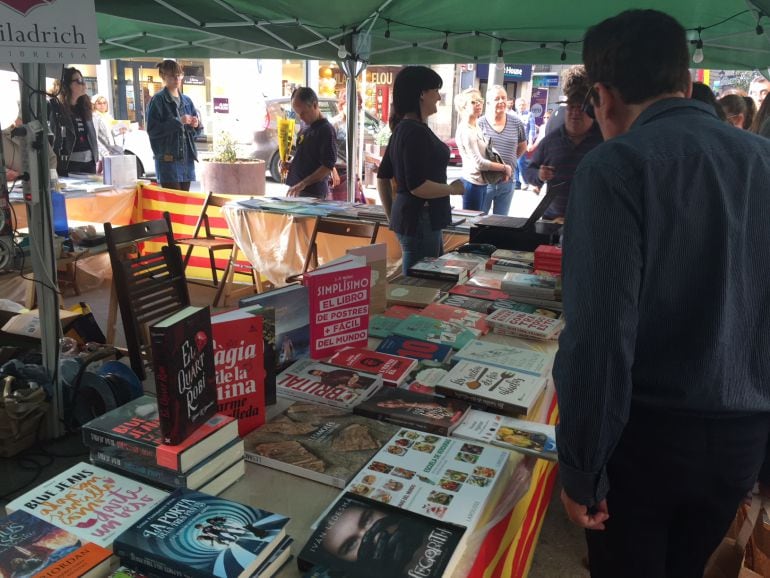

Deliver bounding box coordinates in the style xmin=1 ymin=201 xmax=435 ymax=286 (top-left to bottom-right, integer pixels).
xmin=554 ymin=9 xmax=770 ymax=578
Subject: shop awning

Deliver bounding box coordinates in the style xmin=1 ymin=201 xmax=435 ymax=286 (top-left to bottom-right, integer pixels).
xmin=94 ymin=0 xmax=770 ymax=70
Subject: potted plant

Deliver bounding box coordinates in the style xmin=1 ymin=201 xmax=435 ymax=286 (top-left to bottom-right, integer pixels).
xmin=374 ymin=124 xmax=391 ymax=156
xmin=199 ymin=131 xmax=266 ymax=196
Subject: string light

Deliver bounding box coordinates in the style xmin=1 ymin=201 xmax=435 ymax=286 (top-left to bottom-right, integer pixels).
xmin=496 ymin=40 xmax=505 ymax=71
xmin=692 ymin=27 xmax=704 ymax=64
xmin=337 ymin=43 xmax=348 ymax=58
xmin=560 ymin=41 xmax=567 ymax=61
xmin=756 ymin=12 xmax=764 ymax=35
xmin=384 ymin=19 xmax=390 ymax=39
xmin=442 ymin=31 xmax=449 ymax=50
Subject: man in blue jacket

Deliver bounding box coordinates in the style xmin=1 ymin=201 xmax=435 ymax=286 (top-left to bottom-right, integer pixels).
xmin=554 ymin=9 xmax=770 ymax=578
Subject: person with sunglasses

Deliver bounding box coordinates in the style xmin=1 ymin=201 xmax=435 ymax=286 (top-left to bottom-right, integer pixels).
xmin=146 ymin=59 xmax=203 ymax=191
xmin=48 ymin=67 xmax=99 ymax=176
xmin=91 ymin=94 xmax=124 ymax=159
xmin=553 ymin=10 xmax=770 ymax=578
xmin=523 ymin=65 xmax=602 ymax=222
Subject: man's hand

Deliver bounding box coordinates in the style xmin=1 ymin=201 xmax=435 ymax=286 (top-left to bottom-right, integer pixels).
xmin=449 ymin=179 xmax=465 ymax=195
xmin=539 ymin=164 xmax=555 ymax=182
xmin=561 ymin=489 xmax=609 ymax=530
xmin=287 ymin=183 xmax=303 ymax=197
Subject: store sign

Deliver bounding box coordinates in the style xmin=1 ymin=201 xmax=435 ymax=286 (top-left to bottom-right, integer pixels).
xmin=533 ymin=75 xmax=560 ymax=88
xmin=0 ymin=0 xmax=99 ymax=63
xmin=213 ymin=97 xmax=229 ymax=114
xmin=503 ymin=64 xmax=532 ymax=81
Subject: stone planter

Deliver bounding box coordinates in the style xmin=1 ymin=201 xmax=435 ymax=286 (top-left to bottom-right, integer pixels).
xmin=200 ymin=159 xmax=266 ymax=196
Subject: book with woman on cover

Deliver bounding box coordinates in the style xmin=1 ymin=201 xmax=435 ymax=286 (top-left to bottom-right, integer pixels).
xmin=150 ymin=306 xmax=218 ymax=445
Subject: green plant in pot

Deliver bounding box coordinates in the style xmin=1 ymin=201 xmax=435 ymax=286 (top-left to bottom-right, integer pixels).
xmin=375 ymin=125 xmax=391 ymax=155
xmin=201 ymin=131 xmax=266 ymax=196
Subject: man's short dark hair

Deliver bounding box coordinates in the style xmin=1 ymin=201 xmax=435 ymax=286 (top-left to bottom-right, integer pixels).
xmin=583 ymin=10 xmax=690 ymax=104
xmin=291 ymin=86 xmax=319 ymax=106
xmin=561 ymin=65 xmax=591 ymax=103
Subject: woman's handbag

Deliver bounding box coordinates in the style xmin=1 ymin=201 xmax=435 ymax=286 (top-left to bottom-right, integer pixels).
xmin=704 ymin=492 xmax=770 ymax=578
xmin=481 ymin=137 xmax=505 ymax=185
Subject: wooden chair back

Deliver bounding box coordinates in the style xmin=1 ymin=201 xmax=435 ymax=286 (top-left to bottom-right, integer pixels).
xmin=301 ymin=216 xmax=380 ymax=275
xmin=104 ymin=212 xmax=190 ymax=380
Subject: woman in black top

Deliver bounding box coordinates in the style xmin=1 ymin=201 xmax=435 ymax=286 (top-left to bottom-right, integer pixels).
xmin=376 ymin=66 xmax=464 ymax=275
xmin=48 ymin=67 xmax=99 ymax=176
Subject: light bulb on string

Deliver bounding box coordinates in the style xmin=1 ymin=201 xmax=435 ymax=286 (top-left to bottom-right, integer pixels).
xmin=442 ymin=32 xmax=449 ymax=50
xmin=337 ymin=43 xmax=348 ymax=58
xmin=560 ymin=41 xmax=567 ymax=62
xmin=384 ymin=19 xmax=390 ymax=39
xmin=495 ymin=42 xmax=505 ymax=71
xmin=692 ymin=39 xmax=704 ymax=64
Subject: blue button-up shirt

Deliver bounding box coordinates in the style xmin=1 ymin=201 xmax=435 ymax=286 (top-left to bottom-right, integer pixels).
xmin=553 ymin=98 xmax=770 ymax=506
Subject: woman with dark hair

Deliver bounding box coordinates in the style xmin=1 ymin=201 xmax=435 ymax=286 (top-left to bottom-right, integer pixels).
xmin=376 ymin=66 xmax=464 ymax=275
xmin=48 ymin=67 xmax=99 ymax=175
xmin=690 ymin=81 xmax=726 ymax=121
xmin=751 ymin=94 xmax=770 ymax=137
xmin=146 ymin=59 xmax=203 ymax=190
xmin=719 ymin=94 xmax=755 ymax=129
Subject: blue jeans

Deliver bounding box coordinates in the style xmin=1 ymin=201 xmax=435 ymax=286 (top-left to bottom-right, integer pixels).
xmin=515 ymin=154 xmax=530 ymax=188
xmin=396 ymin=209 xmax=444 ymax=275
xmin=462 ymin=179 xmax=487 ymax=210
xmin=483 ymin=180 xmax=514 ymax=215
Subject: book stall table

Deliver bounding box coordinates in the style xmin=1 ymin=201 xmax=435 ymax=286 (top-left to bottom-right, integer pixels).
xmin=220 ymin=198 xmax=470 ymax=287
xmin=223 ymin=332 xmax=559 ymax=578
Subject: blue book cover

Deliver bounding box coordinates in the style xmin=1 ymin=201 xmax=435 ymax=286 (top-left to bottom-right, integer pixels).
xmin=376 ymin=336 xmax=452 ymax=363
xmin=114 ymin=488 xmax=290 ymax=578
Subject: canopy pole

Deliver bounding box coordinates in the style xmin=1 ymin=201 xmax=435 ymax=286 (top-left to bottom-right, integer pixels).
xmin=342 ymin=58 xmax=365 ymax=204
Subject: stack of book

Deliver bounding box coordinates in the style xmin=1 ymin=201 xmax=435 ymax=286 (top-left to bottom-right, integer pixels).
xmin=386 ymin=283 xmax=440 ymax=308
xmin=82 ymin=396 xmax=245 ymax=494
xmin=500 ymin=271 xmax=561 ymax=303
xmin=534 ymin=244 xmax=562 ymax=274
xmin=113 ymin=488 xmax=292 ymax=578
xmin=391 ymin=314 xmax=478 ymax=350
xmin=390 ymin=273 xmax=457 ymax=293
xmin=407 ymin=257 xmax=470 ymax=283
xmin=486 ymin=308 xmax=564 ymax=341
xmin=435 ymin=251 xmax=488 ymax=275
xmin=486 ymin=249 xmax=535 ymax=273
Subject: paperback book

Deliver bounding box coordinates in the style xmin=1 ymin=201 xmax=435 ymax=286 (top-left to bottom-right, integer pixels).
xmin=437 ymin=293 xmax=493 ymax=314
xmin=381 ymin=305 xmax=423 ymax=319
xmin=327 ymin=347 xmax=417 ymax=388
xmin=89 ymin=437 xmax=245 ymax=491
xmin=393 ymin=314 xmax=477 ymax=350
xmin=500 ymin=271 xmax=561 ymax=300
xmin=242 ymin=402 xmax=399 ymax=488
xmin=6 ymin=462 xmax=167 ymax=548
xmin=369 ymin=314 xmax=402 ymax=339
xmin=113 ymin=488 xmax=290 ymax=578
xmin=407 ymin=258 xmax=468 ymax=283
xmin=486 ymin=308 xmax=564 ymax=341
xmin=420 ymin=303 xmax=489 ymax=334
xmin=0 ymin=510 xmax=112 ymax=578
xmin=452 ymin=409 xmax=557 ymax=461
xmin=304 ymin=255 xmax=371 ymax=359
xmin=354 ymin=388 xmax=471 ymax=436
xmin=436 ymin=360 xmax=548 ymax=416
xmin=276 ymin=359 xmax=383 ymax=410
xmin=81 ymin=396 xmax=239 ymax=473
xmin=389 ymin=274 xmax=456 ymax=293
xmin=452 ymin=339 xmax=552 ymax=376
xmin=150 ymin=306 xmax=218 ymax=445
xmin=399 ymin=360 xmax=455 ymax=395
xmin=490 ymin=249 xmax=534 ymax=264
xmin=489 ymin=298 xmax=561 ymax=319
xmin=375 ymin=336 xmax=452 ymax=363
xmin=211 ymin=307 xmax=270 ymax=436
xmin=448 ymin=284 xmax=509 ymax=301
xmin=298 ymin=493 xmax=464 ymax=578
xmin=386 ymin=284 xmax=440 ymax=309
xmin=240 ymin=284 xmax=310 ymax=373
xmin=464 ymin=270 xmax=506 ymax=290
xmin=341 ymin=428 xmax=510 ymax=529
xmin=347 ymin=243 xmax=387 ymax=314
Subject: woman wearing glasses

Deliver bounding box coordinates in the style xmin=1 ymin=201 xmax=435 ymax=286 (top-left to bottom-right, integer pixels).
xmin=455 ymin=88 xmax=511 ymax=211
xmin=48 ymin=67 xmax=99 ymax=176
xmin=146 ymin=59 xmax=203 ymax=190
xmin=92 ymin=94 xmax=124 ymax=159
xmin=478 ymin=86 xmax=527 ymax=215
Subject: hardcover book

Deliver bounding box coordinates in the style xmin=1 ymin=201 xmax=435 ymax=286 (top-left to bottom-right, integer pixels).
xmin=375 ymin=336 xmax=452 ymax=363
xmin=485 ymin=308 xmax=564 ymax=341
xmin=436 ymin=360 xmax=548 ymax=416
xmin=113 ymin=488 xmax=290 ymax=578
xmin=341 ymin=428 xmax=510 ymax=529
xmin=448 ymin=284 xmax=509 ymax=301
xmin=150 ymin=306 xmax=218 ymax=445
xmin=452 ymin=409 xmax=557 ymax=461
xmin=304 ymin=255 xmax=371 ymax=359
xmin=298 ymin=493 xmax=464 ymax=578
xmin=407 ymin=258 xmax=468 ymax=283
xmin=386 ymin=284 xmax=440 ymax=308
xmin=389 ymin=274 xmax=456 ymax=293
xmin=420 ymin=303 xmax=489 ymax=334
xmin=0 ymin=510 xmax=112 ymax=578
xmin=212 ymin=307 xmax=269 ymax=436
xmin=239 ymin=284 xmax=310 ymax=373
xmin=500 ymin=271 xmax=560 ymax=298
xmin=488 ymin=298 xmax=561 ymax=319
xmin=81 ymin=396 xmax=239 ymax=473
xmin=354 ymin=388 xmax=471 ymax=436
xmin=452 ymin=339 xmax=552 ymax=376
xmin=90 ymin=438 xmax=245 ymax=491
xmin=486 ymin=257 xmax=534 ymax=272
xmin=464 ymin=270 xmax=506 ymax=290
xmin=381 ymin=305 xmax=423 ymax=319
xmin=6 ymin=463 xmax=167 ymax=548
xmin=393 ymin=314 xmax=477 ymax=350
xmin=327 ymin=347 xmax=417 ymax=388
xmin=276 ymin=359 xmax=383 ymax=410
xmin=399 ymin=360 xmax=455 ymax=395
xmin=347 ymin=243 xmax=387 ymax=314
xmin=490 ymin=249 xmax=534 ymax=263
xmin=242 ymin=402 xmax=399 ymax=488
xmin=437 ymin=292 xmax=493 ymax=314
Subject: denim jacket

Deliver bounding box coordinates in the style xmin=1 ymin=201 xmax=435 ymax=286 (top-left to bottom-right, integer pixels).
xmin=146 ymin=88 xmax=202 ymax=162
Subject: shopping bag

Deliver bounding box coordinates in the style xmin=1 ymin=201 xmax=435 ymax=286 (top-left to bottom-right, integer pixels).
xmin=704 ymin=494 xmax=769 ymax=578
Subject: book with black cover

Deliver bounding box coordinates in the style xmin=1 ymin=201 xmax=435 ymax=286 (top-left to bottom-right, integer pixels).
xmin=113 ymin=488 xmax=290 ymax=578
xmin=150 ymin=306 xmax=218 ymax=445
xmin=298 ymin=493 xmax=464 ymax=578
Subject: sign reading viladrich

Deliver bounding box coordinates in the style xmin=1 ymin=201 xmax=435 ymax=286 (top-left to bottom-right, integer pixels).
xmin=0 ymin=0 xmax=99 ymax=63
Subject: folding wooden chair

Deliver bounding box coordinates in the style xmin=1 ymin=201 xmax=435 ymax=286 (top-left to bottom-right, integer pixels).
xmin=286 ymin=216 xmax=380 ymax=283
xmin=104 ymin=212 xmax=190 ymax=380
